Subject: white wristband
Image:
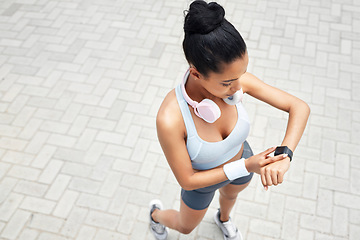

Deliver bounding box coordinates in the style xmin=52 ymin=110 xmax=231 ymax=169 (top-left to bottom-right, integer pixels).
xmin=223 ymin=158 xmax=250 ymax=181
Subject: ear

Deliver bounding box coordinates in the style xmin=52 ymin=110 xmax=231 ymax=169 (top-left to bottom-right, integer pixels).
xmin=189 ymin=67 xmax=201 ymax=80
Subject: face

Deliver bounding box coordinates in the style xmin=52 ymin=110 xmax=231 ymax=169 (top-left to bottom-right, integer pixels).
xmin=192 ymin=52 xmax=249 ymax=99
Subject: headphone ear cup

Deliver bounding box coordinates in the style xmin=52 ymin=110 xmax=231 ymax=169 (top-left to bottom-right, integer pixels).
xmin=196 ymin=99 xmax=221 ymax=123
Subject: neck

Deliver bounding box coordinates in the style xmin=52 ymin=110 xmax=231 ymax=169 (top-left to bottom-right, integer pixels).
xmin=186 ymin=74 xmax=216 ymax=102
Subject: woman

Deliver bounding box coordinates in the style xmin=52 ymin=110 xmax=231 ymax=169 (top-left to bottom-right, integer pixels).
xmin=149 ymin=1 xmax=310 ymax=239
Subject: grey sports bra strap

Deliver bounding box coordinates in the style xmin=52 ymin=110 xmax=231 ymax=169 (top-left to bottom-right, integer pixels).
xmin=175 ymin=84 xmax=196 ymax=137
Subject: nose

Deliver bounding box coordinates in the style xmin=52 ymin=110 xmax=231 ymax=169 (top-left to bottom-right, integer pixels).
xmin=231 ymin=79 xmax=241 ymax=92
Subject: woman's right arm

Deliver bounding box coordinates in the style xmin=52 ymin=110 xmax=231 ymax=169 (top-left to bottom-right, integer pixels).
xmin=156 ymin=98 xmax=227 ymax=190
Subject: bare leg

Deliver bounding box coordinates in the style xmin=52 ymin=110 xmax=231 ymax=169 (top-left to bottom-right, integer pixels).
xmin=218 ymin=181 xmax=251 ymax=222
xmin=152 ymin=199 xmax=208 ymax=234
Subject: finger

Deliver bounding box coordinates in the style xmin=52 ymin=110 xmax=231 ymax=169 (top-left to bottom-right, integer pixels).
xmin=273 ymin=154 xmax=289 ymax=162
xmin=278 ymin=171 xmax=284 ymax=184
xmin=262 ymin=146 xmax=277 ymax=156
xmin=265 ymin=168 xmax=273 ymax=186
xmin=277 ymin=154 xmax=288 ymax=160
xmin=260 ymin=169 xmax=267 ymax=187
xmin=262 ymin=154 xmax=288 ymax=166
xmin=271 ymin=170 xmax=278 ymax=186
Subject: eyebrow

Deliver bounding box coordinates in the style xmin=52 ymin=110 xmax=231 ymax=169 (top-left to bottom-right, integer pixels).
xmin=222 ymin=78 xmax=238 ymax=83
xmin=221 ymin=69 xmax=247 ymax=83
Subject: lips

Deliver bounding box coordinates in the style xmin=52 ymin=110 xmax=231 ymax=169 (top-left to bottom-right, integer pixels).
xmin=227 ymin=92 xmax=236 ymax=97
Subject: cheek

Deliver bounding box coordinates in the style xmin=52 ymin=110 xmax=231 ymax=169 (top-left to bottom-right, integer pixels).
xmin=210 ymin=87 xmax=229 ymax=97
xmin=202 ymin=81 xmax=228 ymax=97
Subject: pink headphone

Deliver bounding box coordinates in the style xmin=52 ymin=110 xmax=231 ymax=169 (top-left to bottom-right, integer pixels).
xmin=181 ymin=69 xmax=243 ymax=123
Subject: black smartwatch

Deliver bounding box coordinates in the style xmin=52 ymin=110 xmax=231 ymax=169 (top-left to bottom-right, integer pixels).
xmin=274 ymin=146 xmax=293 ymax=162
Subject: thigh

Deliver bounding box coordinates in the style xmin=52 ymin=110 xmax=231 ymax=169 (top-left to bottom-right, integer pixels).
xmin=178 ymin=199 xmax=208 ymax=232
xmin=219 ymin=180 xmax=251 ymax=199
xmin=181 ymin=180 xmax=229 ymax=210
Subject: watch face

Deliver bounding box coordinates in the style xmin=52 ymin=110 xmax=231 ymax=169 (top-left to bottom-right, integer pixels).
xmin=275 ymin=146 xmax=286 ymax=155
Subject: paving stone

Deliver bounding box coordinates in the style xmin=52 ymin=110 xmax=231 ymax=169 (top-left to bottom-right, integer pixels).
xmin=69 ymin=177 xmax=101 ymax=194
xmin=298 ymin=228 xmax=315 ymax=240
xmin=332 ymin=206 xmax=349 ymax=237
xmin=20 ymin=196 xmax=56 ymax=214
xmin=317 ymin=188 xmax=334 ymax=218
xmin=1 ymin=210 xmax=31 ymax=240
xmin=14 ymin=180 xmax=47 ymax=197
xmin=37 ymin=232 xmax=67 ymax=240
xmin=77 ymin=193 xmax=109 ymax=211
xmin=249 ymin=218 xmax=281 ymax=238
xmin=45 ymin=174 xmax=71 ymax=200
xmin=302 ymin=172 xmax=319 ymax=199
xmin=17 ymin=228 xmax=39 ymax=240
xmin=99 ymin=171 xmax=122 ymax=197
xmin=28 ymin=213 xmax=64 ymax=233
xmin=350 ymin=223 xmax=360 ymax=240
xmin=60 ymin=206 xmax=87 ymax=238
xmin=38 ymin=159 xmax=64 ymax=184
xmin=94 ymin=229 xmax=128 ymax=240
xmin=47 ymin=133 xmax=77 ymax=149
xmin=8 ymin=165 xmax=41 ymax=181
xmin=334 ymin=192 xmax=360 ymax=210
xmin=300 ymin=214 xmax=331 ymax=233
xmin=0 ymin=193 xmax=23 ymax=221
xmin=76 ymin=225 xmax=97 ymax=240
xmin=2 ymin=150 xmax=34 ymax=165
xmin=24 ymin=131 xmax=50 ymax=154
xmin=281 ymin=211 xmax=299 ymax=240
xmin=85 ymin=210 xmax=119 ymax=230
xmin=53 ymin=190 xmax=79 ymax=219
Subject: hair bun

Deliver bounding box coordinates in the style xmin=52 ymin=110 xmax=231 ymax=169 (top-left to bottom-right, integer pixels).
xmin=184 ymin=1 xmax=225 ymax=35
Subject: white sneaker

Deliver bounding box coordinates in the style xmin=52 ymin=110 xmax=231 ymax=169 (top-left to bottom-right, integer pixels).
xmin=149 ymin=199 xmax=168 ymax=240
xmin=214 ymin=209 xmax=242 ymax=240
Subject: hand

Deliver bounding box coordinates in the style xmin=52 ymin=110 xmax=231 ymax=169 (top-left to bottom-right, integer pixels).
xmin=244 ymin=147 xmax=289 ymax=174
xmin=261 ymin=157 xmax=291 ymax=191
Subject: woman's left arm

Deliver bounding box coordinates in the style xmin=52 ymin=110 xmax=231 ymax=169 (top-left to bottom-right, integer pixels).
xmin=241 ymin=72 xmax=310 ymax=189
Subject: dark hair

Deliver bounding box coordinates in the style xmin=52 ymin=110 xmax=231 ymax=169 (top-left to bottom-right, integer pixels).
xmin=183 ymin=0 xmax=247 ymax=77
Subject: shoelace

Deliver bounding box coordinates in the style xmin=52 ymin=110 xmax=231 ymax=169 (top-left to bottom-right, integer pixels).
xmin=222 ymin=220 xmax=237 ymax=237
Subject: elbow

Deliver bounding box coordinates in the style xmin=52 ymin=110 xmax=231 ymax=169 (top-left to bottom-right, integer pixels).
xmin=180 ymin=182 xmax=196 ymax=191
xmin=179 ymin=177 xmax=197 ymax=191
xmin=181 ymin=186 xmax=194 ymax=191
xmin=303 ymin=101 xmax=311 ymax=118
xmin=292 ymin=99 xmax=311 ymax=118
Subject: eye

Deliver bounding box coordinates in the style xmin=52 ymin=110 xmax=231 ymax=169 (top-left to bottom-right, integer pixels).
xmin=222 ymin=82 xmax=232 ymax=87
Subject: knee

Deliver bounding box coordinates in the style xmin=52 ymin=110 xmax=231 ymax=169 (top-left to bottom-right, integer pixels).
xmin=220 ymin=189 xmax=238 ymax=201
xmin=178 ymin=225 xmax=196 ymax=235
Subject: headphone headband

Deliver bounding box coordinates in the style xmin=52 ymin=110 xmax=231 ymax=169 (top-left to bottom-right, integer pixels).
xmin=180 ymin=70 xmax=198 ymax=109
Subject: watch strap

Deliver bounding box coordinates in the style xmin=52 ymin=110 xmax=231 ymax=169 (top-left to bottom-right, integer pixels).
xmin=274 ymin=146 xmax=293 ymax=161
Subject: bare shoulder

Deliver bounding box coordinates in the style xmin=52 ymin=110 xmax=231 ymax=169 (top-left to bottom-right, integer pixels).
xmin=239 ymin=72 xmax=262 ymax=93
xmin=156 ymin=89 xmax=185 ymax=139
xmin=240 ymin=72 xmax=309 ymax=112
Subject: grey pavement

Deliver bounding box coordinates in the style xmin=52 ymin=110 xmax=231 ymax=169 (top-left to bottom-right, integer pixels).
xmin=0 ymin=0 xmax=359 ymax=239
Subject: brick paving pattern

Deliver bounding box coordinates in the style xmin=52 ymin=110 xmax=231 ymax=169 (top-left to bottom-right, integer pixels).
xmin=0 ymin=0 xmax=359 ymax=239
